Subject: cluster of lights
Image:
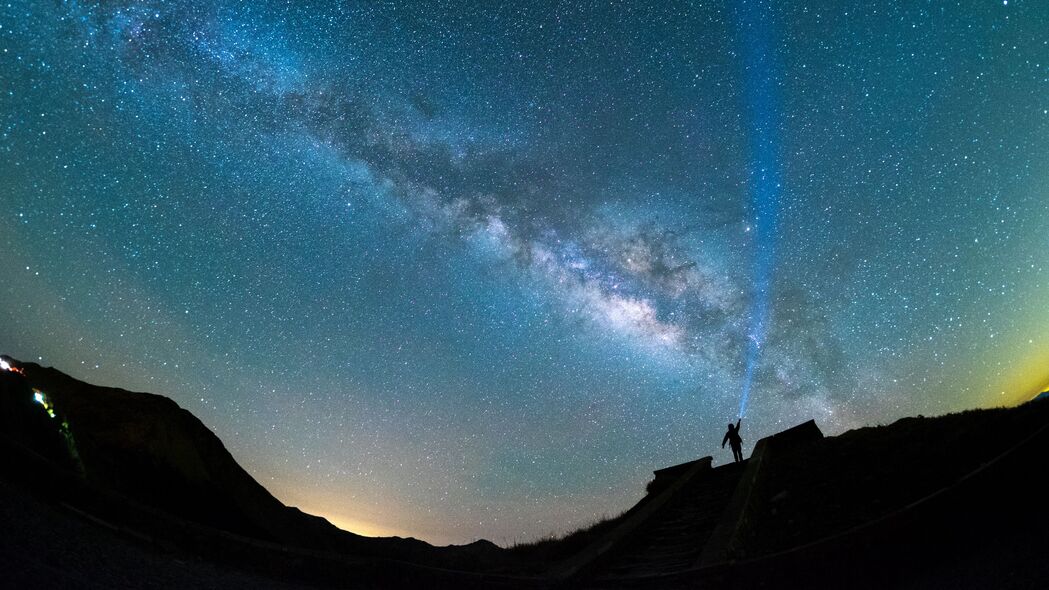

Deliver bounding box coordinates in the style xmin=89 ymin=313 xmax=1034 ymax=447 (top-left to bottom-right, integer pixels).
xmin=0 ymin=358 xmax=25 ymax=375
xmin=33 ymin=390 xmax=57 ymax=419
xmin=1 ymin=359 xmax=56 ymax=419
xmin=2 ymin=358 xmax=81 ymax=471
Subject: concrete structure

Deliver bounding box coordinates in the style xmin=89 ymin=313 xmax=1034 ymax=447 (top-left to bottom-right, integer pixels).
xmin=555 ymin=420 xmax=824 ymax=584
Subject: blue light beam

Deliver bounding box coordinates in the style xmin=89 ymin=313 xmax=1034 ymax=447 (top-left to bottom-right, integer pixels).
xmin=736 ymin=0 xmax=783 ymax=418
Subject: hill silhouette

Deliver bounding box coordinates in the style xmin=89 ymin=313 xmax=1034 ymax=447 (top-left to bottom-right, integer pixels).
xmin=2 ymin=354 xmax=1047 ymax=588
xmin=0 ymin=356 xmax=511 ymax=586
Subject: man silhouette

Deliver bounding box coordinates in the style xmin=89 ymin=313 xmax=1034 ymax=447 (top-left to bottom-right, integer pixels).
xmin=722 ymin=419 xmax=743 ymax=463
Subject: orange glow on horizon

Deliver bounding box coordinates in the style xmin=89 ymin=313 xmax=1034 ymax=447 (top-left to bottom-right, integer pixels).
xmin=296 ymin=506 xmax=409 ymax=540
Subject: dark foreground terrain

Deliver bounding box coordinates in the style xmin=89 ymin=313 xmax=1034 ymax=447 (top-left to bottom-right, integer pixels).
xmin=2 ymin=355 xmax=1047 ymax=588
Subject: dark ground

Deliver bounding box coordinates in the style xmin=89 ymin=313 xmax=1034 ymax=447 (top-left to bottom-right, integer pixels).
xmin=0 ymin=477 xmax=309 ymax=590
xmin=2 ymin=355 xmax=1048 ymax=588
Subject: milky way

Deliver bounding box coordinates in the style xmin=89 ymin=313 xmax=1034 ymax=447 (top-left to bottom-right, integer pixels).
xmin=2 ymin=1 xmax=1048 ymax=544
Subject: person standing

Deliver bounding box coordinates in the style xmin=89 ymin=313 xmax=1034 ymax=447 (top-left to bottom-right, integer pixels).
xmin=722 ymin=419 xmax=744 ymax=462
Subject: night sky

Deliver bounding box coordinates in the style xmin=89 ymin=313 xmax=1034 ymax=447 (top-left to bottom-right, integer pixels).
xmin=2 ymin=1 xmax=1047 ymax=545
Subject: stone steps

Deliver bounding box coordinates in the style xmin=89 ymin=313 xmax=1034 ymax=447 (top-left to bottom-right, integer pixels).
xmin=593 ymin=461 xmax=746 ymax=580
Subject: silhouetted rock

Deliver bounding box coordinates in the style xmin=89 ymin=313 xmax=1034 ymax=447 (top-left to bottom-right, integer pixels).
xmin=3 ymin=353 xmax=1048 ymax=589
xmin=0 ymin=355 xmax=502 ymax=573
xmin=546 ymin=402 xmax=1049 ymax=588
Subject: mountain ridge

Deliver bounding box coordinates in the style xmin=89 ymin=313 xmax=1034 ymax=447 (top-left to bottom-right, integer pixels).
xmin=3 ymin=353 xmax=1048 ymax=588
xmin=0 ymin=355 xmax=504 ymax=573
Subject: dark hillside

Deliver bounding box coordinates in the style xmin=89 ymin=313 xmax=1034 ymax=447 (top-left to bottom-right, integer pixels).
xmin=532 ymin=402 xmax=1049 ymax=588
xmin=0 ymin=356 xmax=506 ymax=574
xmin=729 ymin=402 xmax=1049 ymax=559
xmin=2 ymin=353 xmax=1047 ymax=588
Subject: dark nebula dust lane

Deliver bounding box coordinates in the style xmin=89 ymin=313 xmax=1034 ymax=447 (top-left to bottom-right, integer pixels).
xmin=1 ymin=1 xmax=1047 ymax=544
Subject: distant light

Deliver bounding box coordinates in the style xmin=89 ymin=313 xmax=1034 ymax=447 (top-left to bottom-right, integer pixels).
xmin=32 ymin=390 xmax=56 ymax=418
xmin=0 ymin=359 xmax=10 ymax=371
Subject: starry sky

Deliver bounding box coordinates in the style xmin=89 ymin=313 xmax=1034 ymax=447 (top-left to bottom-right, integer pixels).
xmin=1 ymin=1 xmax=1047 ymax=545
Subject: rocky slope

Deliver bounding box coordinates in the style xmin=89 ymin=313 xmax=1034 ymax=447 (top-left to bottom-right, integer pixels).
xmin=0 ymin=355 xmax=502 ymax=572
xmin=3 ymin=353 xmax=1047 ymax=588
